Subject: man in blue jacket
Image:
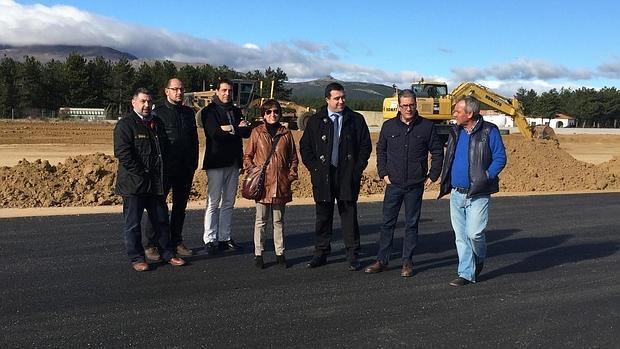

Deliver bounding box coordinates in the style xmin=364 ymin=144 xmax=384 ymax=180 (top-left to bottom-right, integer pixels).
xmin=365 ymin=89 xmax=444 ymax=277
xmin=438 ymin=96 xmax=507 ymax=286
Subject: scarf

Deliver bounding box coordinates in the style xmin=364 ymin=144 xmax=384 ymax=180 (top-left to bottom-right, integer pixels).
xmin=212 ymin=95 xmax=235 ymax=112
xmin=265 ymin=122 xmax=281 ymax=138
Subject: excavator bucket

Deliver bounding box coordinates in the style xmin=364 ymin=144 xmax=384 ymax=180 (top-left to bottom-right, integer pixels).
xmin=532 ymin=125 xmax=557 ymax=141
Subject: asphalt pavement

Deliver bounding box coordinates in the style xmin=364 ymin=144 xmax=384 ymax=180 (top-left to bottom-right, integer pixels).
xmin=1 ymin=193 xmax=619 ymax=348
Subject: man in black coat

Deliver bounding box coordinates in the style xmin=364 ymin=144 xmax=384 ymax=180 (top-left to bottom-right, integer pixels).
xmin=299 ymin=82 xmax=372 ymax=271
xmin=201 ymin=79 xmax=252 ymax=254
xmin=364 ymin=89 xmax=444 ymax=277
xmin=142 ymin=78 xmax=198 ymax=260
xmin=113 ymin=88 xmax=186 ymax=272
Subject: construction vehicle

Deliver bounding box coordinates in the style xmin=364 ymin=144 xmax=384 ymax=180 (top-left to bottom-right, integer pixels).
xmin=184 ymin=79 xmax=257 ymax=127
xmin=383 ymin=80 xmax=554 ymax=140
xmin=248 ymin=98 xmax=315 ymax=130
xmin=247 ymin=80 xmax=315 ymax=130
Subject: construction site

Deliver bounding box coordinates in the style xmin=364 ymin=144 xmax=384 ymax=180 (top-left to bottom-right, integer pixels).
xmin=0 ymin=119 xmax=619 ymax=210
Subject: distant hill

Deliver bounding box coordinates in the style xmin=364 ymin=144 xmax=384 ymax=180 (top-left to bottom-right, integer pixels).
xmin=0 ymin=44 xmax=137 ymax=62
xmin=0 ymin=45 xmax=394 ymax=100
xmin=286 ymin=76 xmax=395 ymax=100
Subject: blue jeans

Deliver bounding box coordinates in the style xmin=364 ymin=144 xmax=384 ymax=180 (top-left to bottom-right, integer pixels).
xmin=122 ymin=195 xmax=174 ymax=263
xmin=376 ymin=183 xmax=424 ymax=265
xmin=450 ymin=189 xmax=489 ymax=282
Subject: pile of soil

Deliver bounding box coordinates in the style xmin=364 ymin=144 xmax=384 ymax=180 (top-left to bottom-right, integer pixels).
xmin=1 ymin=136 xmax=619 ymax=208
xmin=0 ymin=153 xmax=119 ymax=208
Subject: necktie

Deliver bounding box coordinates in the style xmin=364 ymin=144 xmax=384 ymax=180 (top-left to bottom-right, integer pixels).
xmin=331 ymin=114 xmax=339 ymax=167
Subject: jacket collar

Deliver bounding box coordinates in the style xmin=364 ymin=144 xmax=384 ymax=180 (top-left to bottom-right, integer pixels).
xmin=255 ymin=123 xmax=288 ymax=137
xmin=454 ymin=115 xmax=484 ymax=135
xmin=396 ymin=111 xmax=421 ymax=127
xmin=164 ymin=99 xmax=181 ymax=110
xmin=318 ymin=105 xmax=353 ymax=124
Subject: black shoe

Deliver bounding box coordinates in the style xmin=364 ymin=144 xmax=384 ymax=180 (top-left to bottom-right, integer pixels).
xmin=306 ymin=256 xmax=326 ymax=269
xmin=347 ymin=260 xmax=361 ymax=271
xmin=276 ymin=254 xmax=288 ymax=268
xmin=254 ymin=255 xmax=264 ymax=269
xmin=449 ymin=277 xmax=471 ymax=287
xmin=205 ymin=242 xmax=218 ymax=255
xmin=475 ymin=262 xmax=484 ymax=277
xmin=219 ymin=239 xmax=242 ymax=251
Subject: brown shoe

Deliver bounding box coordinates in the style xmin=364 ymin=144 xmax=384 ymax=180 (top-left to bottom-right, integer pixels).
xmin=144 ymin=247 xmax=161 ymax=261
xmin=400 ymin=263 xmax=413 ymax=277
xmin=132 ymin=261 xmax=149 ymax=272
xmin=364 ymin=260 xmax=387 ymax=274
xmin=176 ymin=243 xmax=193 ymax=257
xmin=168 ymin=257 xmax=186 ymax=267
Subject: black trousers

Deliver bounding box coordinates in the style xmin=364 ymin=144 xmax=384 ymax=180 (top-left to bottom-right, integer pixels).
xmin=313 ymin=166 xmax=360 ymax=262
xmin=123 ymin=195 xmax=174 ymax=263
xmin=144 ymin=170 xmax=195 ymax=247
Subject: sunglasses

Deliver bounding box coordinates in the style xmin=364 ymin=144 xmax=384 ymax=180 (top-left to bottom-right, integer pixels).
xmin=264 ymin=109 xmax=279 ymax=115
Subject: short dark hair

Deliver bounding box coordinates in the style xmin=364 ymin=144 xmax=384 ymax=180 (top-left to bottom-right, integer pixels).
xmin=132 ymin=87 xmax=150 ymax=98
xmin=398 ymin=89 xmax=417 ymax=103
xmin=324 ymin=82 xmax=345 ymax=98
xmin=216 ymin=78 xmax=233 ymax=90
xmin=260 ymin=99 xmax=282 ymax=118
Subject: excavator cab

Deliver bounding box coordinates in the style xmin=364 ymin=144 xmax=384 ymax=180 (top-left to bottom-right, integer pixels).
xmin=411 ymin=81 xmax=448 ymax=98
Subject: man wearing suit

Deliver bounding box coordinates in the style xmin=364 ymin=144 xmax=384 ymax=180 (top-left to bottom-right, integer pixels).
xmin=299 ymin=82 xmax=372 ymax=271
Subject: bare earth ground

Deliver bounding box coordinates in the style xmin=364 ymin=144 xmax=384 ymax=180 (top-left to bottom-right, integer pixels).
xmin=1 ymin=120 xmax=620 ymax=216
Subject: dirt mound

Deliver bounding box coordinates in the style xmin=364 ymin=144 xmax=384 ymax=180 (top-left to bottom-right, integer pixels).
xmin=500 ymin=136 xmax=619 ymax=191
xmin=1 ymin=136 xmax=620 ymax=208
xmin=0 ymin=153 xmax=120 ymax=208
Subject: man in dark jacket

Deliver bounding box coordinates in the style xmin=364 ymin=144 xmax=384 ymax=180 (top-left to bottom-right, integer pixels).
xmin=438 ymin=96 xmax=506 ymax=286
xmin=299 ymin=82 xmax=372 ymax=271
xmin=114 ymin=88 xmax=186 ymax=272
xmin=201 ymin=79 xmax=251 ymax=254
xmin=365 ymin=89 xmax=444 ymax=277
xmin=142 ymin=78 xmax=198 ymax=260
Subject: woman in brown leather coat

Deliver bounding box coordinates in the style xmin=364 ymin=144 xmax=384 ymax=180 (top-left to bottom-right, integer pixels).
xmin=243 ymin=99 xmax=299 ymax=268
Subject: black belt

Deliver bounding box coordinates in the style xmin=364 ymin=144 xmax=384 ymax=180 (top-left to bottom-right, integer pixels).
xmin=454 ymin=187 xmax=468 ymax=194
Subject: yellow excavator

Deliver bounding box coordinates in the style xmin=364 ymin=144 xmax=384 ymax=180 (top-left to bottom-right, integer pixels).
xmin=383 ymin=80 xmax=554 ymax=140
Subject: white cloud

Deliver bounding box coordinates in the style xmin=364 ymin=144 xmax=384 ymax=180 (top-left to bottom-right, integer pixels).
xmin=242 ymin=43 xmax=260 ymax=50
xmin=598 ymin=58 xmax=620 ymax=78
xmin=0 ymin=0 xmax=614 ymax=93
xmin=452 ymin=58 xmax=592 ymax=82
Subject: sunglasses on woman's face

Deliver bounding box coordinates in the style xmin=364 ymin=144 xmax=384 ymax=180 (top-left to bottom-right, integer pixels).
xmin=264 ymin=109 xmax=279 ymax=116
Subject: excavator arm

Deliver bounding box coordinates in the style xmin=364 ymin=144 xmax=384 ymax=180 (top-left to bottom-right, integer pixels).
xmin=449 ymin=82 xmax=533 ymax=138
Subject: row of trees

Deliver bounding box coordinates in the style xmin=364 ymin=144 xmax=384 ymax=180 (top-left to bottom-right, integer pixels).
xmin=0 ymin=53 xmax=292 ymax=118
xmin=515 ymin=87 xmax=620 ymax=127
xmin=2 ymin=52 xmax=619 ymax=125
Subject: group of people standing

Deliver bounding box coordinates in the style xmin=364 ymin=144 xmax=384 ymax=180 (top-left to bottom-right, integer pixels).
xmin=113 ymin=78 xmax=506 ymax=287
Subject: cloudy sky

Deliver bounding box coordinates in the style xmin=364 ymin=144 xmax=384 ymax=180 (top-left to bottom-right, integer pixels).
xmin=1 ymin=0 xmax=619 ymax=95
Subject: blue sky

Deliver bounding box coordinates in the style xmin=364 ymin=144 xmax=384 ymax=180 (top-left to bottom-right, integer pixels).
xmin=2 ymin=0 xmax=620 ymax=95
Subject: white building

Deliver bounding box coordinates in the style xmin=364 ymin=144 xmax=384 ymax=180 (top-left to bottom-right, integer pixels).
xmin=481 ymin=110 xmax=576 ymax=128
xmin=58 ymin=107 xmax=106 ymax=121
xmin=527 ymin=113 xmax=576 ymax=128
xmin=480 ymin=110 xmax=514 ymax=127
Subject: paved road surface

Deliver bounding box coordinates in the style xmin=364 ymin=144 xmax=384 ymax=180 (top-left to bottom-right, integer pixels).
xmin=1 ymin=193 xmax=619 ymax=348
